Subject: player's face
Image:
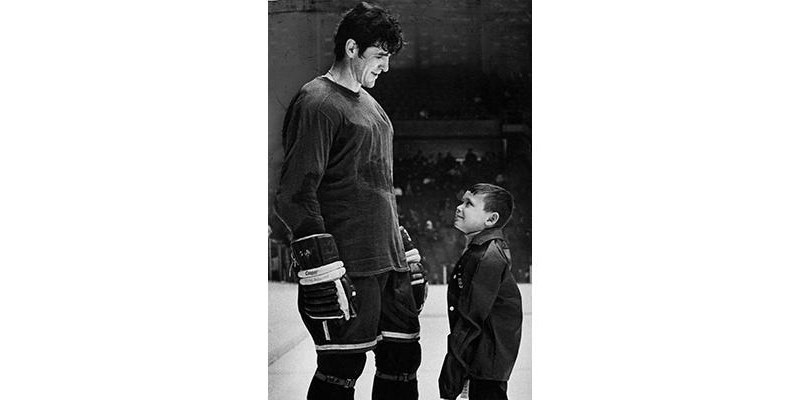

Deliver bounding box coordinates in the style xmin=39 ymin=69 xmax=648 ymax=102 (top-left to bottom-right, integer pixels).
xmin=353 ymin=45 xmax=391 ymax=88
xmin=454 ymin=191 xmax=495 ymax=234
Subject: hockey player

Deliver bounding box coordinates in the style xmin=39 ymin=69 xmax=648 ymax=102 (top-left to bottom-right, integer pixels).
xmin=274 ymin=3 xmax=427 ymax=399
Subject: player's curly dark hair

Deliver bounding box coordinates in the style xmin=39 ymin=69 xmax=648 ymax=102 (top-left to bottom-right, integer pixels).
xmin=467 ymin=183 xmax=515 ymax=228
xmin=333 ymin=2 xmax=405 ymax=60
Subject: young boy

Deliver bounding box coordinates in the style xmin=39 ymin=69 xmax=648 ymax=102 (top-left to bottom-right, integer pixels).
xmin=438 ymin=183 xmax=523 ymax=400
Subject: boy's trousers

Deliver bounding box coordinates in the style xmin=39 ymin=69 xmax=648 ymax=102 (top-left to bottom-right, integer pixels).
xmin=468 ymin=379 xmax=508 ymax=400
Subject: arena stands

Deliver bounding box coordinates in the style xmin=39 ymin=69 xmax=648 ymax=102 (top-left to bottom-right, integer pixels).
xmin=369 ymin=66 xmax=531 ymax=126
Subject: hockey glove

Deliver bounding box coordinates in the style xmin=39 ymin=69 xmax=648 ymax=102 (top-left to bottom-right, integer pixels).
xmin=399 ymin=226 xmax=428 ymax=312
xmin=291 ymin=233 xmax=357 ymax=320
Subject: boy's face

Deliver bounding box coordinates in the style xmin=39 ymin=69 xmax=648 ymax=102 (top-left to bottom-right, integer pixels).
xmin=454 ymin=191 xmax=497 ymax=235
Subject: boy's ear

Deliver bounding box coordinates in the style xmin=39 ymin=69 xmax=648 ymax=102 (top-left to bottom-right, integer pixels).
xmin=485 ymin=212 xmax=500 ymax=227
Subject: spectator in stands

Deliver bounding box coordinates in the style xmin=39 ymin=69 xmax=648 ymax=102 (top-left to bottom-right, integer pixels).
xmin=464 ymin=148 xmax=478 ymax=168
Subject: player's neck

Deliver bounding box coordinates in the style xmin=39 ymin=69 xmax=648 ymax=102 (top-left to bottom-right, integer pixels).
xmin=325 ymin=63 xmax=360 ymax=93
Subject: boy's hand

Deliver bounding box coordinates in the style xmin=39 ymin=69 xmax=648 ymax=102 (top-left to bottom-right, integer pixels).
xmin=291 ymin=233 xmax=357 ymax=320
xmin=399 ymin=226 xmax=428 ymax=312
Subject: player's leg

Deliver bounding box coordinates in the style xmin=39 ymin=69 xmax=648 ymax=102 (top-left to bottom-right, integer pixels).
xmin=298 ymin=275 xmax=381 ymax=400
xmin=373 ymin=341 xmax=421 ymax=399
xmin=307 ymin=352 xmax=366 ymax=400
xmin=372 ymin=271 xmax=422 ymax=400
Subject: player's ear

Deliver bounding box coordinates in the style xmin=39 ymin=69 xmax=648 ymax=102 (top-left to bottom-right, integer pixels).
xmin=485 ymin=212 xmax=499 ymax=227
xmin=345 ymin=39 xmax=358 ymax=59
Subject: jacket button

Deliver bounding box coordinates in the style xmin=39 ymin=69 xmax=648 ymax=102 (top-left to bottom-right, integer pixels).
xmin=449 ymin=306 xmax=454 ymax=311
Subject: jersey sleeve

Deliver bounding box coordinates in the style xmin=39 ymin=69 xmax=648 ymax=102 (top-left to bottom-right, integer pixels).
xmin=274 ymin=95 xmax=336 ymax=239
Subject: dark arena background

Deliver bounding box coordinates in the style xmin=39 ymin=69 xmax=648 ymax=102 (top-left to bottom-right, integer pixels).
xmin=268 ymin=0 xmax=531 ymax=286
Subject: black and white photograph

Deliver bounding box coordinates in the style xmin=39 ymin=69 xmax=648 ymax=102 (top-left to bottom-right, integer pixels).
xmin=267 ymin=1 xmax=531 ymax=398
xmin=4 ymin=1 xmax=800 ymax=399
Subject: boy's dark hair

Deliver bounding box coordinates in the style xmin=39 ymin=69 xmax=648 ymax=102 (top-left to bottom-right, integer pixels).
xmin=467 ymin=183 xmax=515 ymax=228
xmin=333 ymin=2 xmax=405 ymax=61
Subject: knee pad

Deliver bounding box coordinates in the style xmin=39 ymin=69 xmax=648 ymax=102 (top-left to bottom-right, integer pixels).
xmin=374 ymin=341 xmax=421 ymax=374
xmin=372 ymin=344 xmax=420 ymax=400
xmin=314 ymin=352 xmax=367 ymax=387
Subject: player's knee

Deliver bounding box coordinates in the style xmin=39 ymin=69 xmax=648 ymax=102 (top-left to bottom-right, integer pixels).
xmin=374 ymin=341 xmax=421 ymax=373
xmin=317 ymin=352 xmax=367 ymax=378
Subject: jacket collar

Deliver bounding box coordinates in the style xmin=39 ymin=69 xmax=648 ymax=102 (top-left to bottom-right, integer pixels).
xmin=468 ymin=227 xmax=505 ymax=247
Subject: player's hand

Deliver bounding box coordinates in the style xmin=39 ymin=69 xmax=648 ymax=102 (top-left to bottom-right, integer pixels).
xmin=399 ymin=226 xmax=428 ymax=312
xmin=291 ymin=234 xmax=357 ymax=320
